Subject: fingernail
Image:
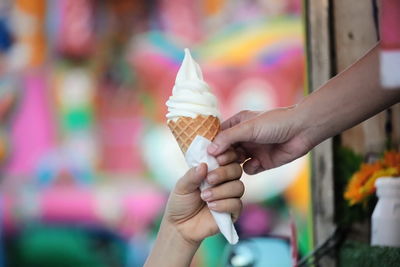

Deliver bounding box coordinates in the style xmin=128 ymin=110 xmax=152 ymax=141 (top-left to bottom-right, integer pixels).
xmin=207 ymin=202 xmax=216 ymax=209
xmin=208 ymin=143 xmax=218 ymax=154
xmin=207 ymin=173 xmax=218 ymax=184
xmin=196 ymin=165 xmax=202 ymax=173
xmin=201 ymin=190 xmax=212 ymax=200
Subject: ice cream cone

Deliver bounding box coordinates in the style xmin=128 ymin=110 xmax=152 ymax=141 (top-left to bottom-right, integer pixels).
xmin=168 ymin=115 xmax=220 ymax=154
xmin=165 ymin=48 xmax=239 ymax=244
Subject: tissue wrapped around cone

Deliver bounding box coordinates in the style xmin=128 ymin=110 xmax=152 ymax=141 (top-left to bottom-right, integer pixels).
xmin=168 ymin=115 xmax=220 ymax=153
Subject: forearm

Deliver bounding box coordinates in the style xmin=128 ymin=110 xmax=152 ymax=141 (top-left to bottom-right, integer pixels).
xmin=298 ymin=43 xmax=400 ymax=147
xmin=144 ymin=218 xmax=200 ymax=267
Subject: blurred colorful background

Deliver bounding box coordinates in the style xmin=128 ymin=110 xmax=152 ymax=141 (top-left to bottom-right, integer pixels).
xmin=0 ymin=0 xmax=309 ymax=266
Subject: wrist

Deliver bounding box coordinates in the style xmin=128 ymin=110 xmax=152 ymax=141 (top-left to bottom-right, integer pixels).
xmin=291 ymin=101 xmax=318 ymax=149
xmin=161 ymin=218 xmax=202 ymax=249
xmin=144 ymin=218 xmax=201 ymax=267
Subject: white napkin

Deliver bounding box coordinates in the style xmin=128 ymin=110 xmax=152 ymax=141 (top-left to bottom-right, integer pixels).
xmin=185 ymin=135 xmax=239 ymax=244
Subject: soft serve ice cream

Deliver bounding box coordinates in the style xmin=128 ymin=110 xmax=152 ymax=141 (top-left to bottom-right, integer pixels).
xmin=166 ymin=48 xmax=221 ymax=154
xmin=166 ymin=48 xmax=220 ymax=121
xmin=166 ymin=48 xmax=239 ymax=244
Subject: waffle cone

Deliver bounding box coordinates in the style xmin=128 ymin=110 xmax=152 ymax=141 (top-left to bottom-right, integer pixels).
xmin=168 ymin=115 xmax=220 ymax=153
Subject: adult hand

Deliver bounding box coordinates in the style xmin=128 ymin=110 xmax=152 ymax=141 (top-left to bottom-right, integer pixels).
xmin=208 ymin=108 xmax=312 ymax=175
xmin=165 ymin=149 xmax=244 ymax=244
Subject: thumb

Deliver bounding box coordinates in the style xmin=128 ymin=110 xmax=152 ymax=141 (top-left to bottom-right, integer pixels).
xmin=208 ymin=121 xmax=255 ymax=156
xmin=175 ymin=163 xmax=208 ymax=195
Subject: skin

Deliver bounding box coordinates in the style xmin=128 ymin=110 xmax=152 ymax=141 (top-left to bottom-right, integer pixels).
xmin=208 ymin=43 xmax=400 ymax=174
xmin=144 ymin=150 xmax=243 ymax=267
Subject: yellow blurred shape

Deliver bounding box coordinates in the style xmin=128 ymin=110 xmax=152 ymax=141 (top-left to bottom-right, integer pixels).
xmin=284 ymin=159 xmax=310 ymax=215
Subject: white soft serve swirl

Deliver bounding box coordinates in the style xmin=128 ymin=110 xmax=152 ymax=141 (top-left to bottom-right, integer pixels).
xmin=166 ymin=48 xmax=220 ymax=121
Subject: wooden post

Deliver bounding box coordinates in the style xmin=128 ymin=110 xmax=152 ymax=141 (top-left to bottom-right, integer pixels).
xmin=332 ymin=0 xmax=382 ymax=245
xmin=392 ymin=104 xmax=400 ymax=150
xmin=334 ymin=0 xmax=384 ymax=157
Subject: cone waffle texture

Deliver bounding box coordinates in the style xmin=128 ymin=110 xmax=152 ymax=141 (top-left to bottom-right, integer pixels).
xmin=168 ymin=115 xmax=220 ymax=153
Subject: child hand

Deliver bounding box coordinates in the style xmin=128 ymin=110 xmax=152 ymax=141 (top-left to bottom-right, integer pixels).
xmin=165 ymin=149 xmax=243 ymax=244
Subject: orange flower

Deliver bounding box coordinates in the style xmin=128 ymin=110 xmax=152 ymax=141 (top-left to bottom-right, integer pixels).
xmin=383 ymin=151 xmax=400 ymax=172
xmin=344 ymin=151 xmax=400 ymax=205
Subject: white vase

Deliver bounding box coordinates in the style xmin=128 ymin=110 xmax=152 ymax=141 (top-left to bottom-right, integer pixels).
xmin=371 ymin=177 xmax=400 ymax=247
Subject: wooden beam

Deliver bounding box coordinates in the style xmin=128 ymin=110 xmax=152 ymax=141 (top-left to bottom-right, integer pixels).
xmin=306 ymin=0 xmax=336 ymax=266
xmin=333 ymin=0 xmax=384 ymax=156
xmin=392 ymin=104 xmax=400 ymax=150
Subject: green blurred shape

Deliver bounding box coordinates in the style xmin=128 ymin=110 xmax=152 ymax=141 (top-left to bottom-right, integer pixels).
xmin=200 ymin=234 xmax=226 ymax=267
xmin=297 ymin=216 xmax=311 ymax=257
xmin=339 ymin=241 xmax=400 ymax=267
xmin=62 ymin=108 xmax=93 ymax=132
xmin=12 ymin=226 xmax=106 ymax=267
xmin=334 ymin=146 xmax=365 ymax=225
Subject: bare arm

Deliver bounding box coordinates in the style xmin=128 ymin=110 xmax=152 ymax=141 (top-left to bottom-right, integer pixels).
xmin=299 ymin=43 xmax=400 ymax=148
xmin=209 ymin=43 xmax=400 ymax=174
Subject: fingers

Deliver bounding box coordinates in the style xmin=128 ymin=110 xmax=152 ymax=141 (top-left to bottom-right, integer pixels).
xmin=206 ymin=163 xmax=242 ymax=186
xmin=220 ymin=110 xmax=259 ymax=130
xmin=208 ymin=111 xmax=260 ymax=157
xmin=175 ymin=163 xmax=207 ymax=195
xmin=242 ymin=158 xmax=266 ymax=175
xmin=200 ymin=180 xmax=244 ymax=202
xmin=207 ymin=198 xmax=243 ymax=221
xmin=201 ymin=162 xmax=244 ymax=222
xmin=235 ymin=146 xmax=249 ymax=164
xmin=174 ymin=161 xmax=243 ymax=195
xmin=208 ymin=121 xmax=255 ymax=156
xmin=220 ymin=113 xmax=243 ymax=130
xmin=215 ymin=148 xmax=238 ymax=166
